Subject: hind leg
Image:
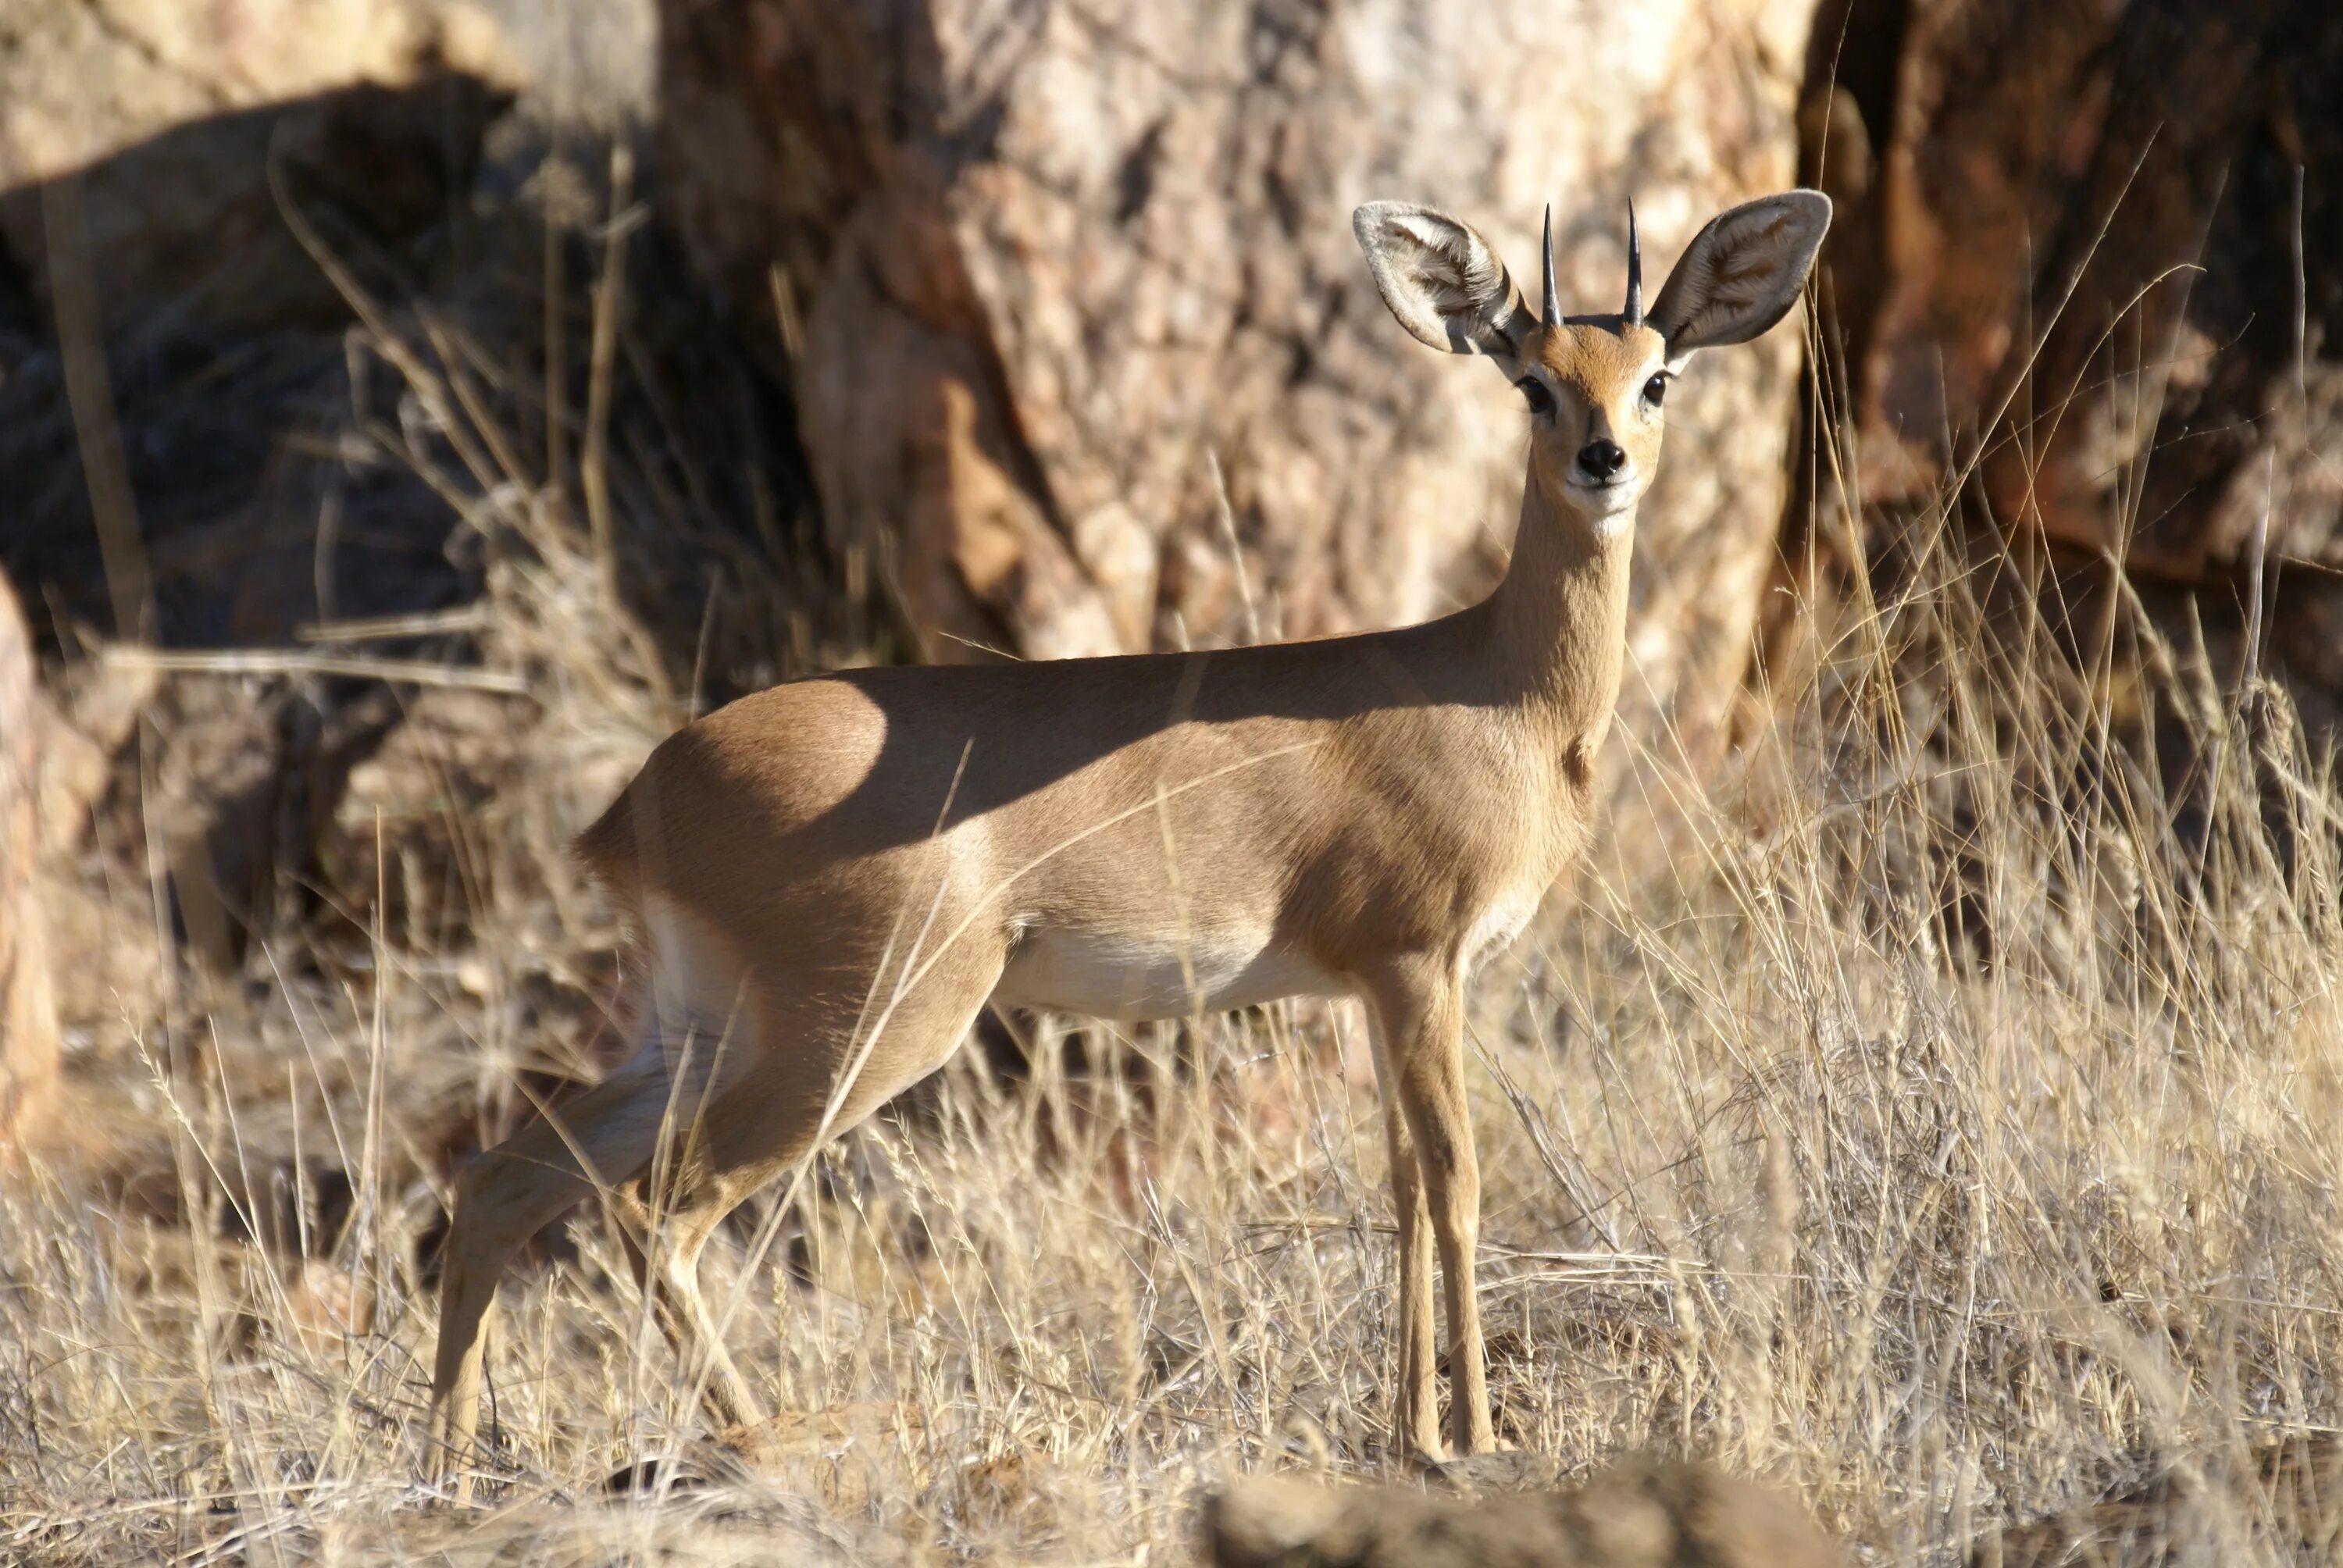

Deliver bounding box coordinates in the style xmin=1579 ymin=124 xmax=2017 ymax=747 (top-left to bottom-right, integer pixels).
xmin=428 ymin=888 xmax=1006 ymax=1492
xmin=669 ymin=936 xmax=1007 ymax=1403
xmin=612 ymin=1178 xmax=765 ymax=1431
xmin=603 ymin=984 xmax=982 ymax=1452
xmin=427 ymin=1046 xmax=675 ymax=1496
xmin=608 ymin=1017 xmax=767 ymax=1432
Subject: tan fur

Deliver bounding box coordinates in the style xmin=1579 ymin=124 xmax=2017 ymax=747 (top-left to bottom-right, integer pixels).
xmin=423 ymin=192 xmax=1830 ymax=1494
xmin=1204 ymin=1457 xmax=1844 ymax=1568
xmin=1517 ymin=319 xmax=1671 ymax=533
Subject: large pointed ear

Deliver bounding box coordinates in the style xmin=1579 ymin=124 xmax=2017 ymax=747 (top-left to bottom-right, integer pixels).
xmin=1647 ymin=191 xmax=1831 ymax=372
xmin=1352 ymin=201 xmax=1536 ymax=362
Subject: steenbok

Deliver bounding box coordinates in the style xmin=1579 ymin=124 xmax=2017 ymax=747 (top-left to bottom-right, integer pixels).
xmin=426 ymin=189 xmax=1830 ymax=1488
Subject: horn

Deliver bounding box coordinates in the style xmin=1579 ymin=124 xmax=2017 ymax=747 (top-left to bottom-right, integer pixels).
xmin=1623 ymin=198 xmax=1643 ymax=326
xmin=1541 ymin=204 xmax=1560 ymax=330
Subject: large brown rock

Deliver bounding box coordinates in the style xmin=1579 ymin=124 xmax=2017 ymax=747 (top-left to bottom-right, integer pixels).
xmin=1969 ymin=1434 xmax=2343 ymax=1568
xmin=1802 ymin=0 xmax=2343 ymax=591
xmin=0 ymin=0 xmax=523 ymax=350
xmin=0 ymin=570 xmax=56 ymax=1156
xmin=0 ymin=0 xmax=534 ymax=665
xmin=660 ymin=0 xmax=1819 ymax=782
xmin=0 ymin=0 xmax=519 ymax=188
xmin=1204 ymin=1457 xmax=1842 ymax=1568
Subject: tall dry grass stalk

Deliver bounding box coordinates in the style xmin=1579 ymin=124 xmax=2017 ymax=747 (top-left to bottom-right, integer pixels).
xmin=2 ymin=159 xmax=2339 ymax=1563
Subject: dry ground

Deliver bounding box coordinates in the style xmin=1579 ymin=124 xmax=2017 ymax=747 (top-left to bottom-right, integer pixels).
xmin=3 ymin=173 xmax=2341 ymax=1566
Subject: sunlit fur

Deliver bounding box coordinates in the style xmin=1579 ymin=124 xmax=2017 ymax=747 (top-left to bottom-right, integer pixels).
xmin=1516 ymin=319 xmax=1670 ymax=535
xmin=423 ymin=194 xmax=1828 ymax=1491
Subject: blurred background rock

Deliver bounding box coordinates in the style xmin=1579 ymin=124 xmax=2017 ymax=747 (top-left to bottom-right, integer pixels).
xmin=0 ymin=0 xmax=2336 ymax=1149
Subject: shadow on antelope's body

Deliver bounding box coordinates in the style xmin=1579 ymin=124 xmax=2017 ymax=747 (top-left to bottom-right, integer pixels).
xmin=423 ymin=187 xmax=1831 ymax=1491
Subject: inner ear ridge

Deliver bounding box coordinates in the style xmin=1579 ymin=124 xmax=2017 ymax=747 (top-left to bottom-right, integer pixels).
xmin=1650 ymin=189 xmax=1831 ymax=356
xmin=1354 ymin=201 xmax=1532 ymax=359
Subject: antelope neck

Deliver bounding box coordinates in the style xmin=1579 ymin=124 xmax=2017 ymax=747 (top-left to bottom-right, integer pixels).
xmin=1474 ymin=472 xmax=1635 ymax=750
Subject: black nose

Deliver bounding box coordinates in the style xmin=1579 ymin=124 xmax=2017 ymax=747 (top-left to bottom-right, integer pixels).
xmin=1576 ymin=440 xmax=1628 ymax=480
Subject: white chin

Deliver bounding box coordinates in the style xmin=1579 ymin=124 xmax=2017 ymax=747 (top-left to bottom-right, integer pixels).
xmin=1566 ymin=483 xmax=1639 ymax=535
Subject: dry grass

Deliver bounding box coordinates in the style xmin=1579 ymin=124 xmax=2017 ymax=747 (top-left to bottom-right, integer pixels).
xmin=4 ymin=148 xmax=2342 ymax=1566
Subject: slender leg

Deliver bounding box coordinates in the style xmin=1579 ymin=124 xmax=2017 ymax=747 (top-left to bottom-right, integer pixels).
xmin=1366 ymin=960 xmax=1496 ymax=1457
xmin=427 ymin=1048 xmax=672 ymax=1498
xmin=424 ymin=893 xmax=1007 ymax=1497
xmin=1378 ymin=1088 xmax=1443 ymax=1462
xmin=614 ymin=1185 xmax=765 ymax=1431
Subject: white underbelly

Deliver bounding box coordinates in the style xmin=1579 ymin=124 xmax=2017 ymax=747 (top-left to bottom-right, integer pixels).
xmin=993 ymin=925 xmax=1340 ymax=1021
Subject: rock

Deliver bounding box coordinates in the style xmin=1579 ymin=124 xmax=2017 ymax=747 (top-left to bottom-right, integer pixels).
xmin=1802 ymin=0 xmax=2343 ymax=586
xmin=278 ymin=1260 xmax=378 ymax=1353
xmin=0 ymin=643 xmax=170 ymax=1072
xmin=658 ymin=0 xmax=1820 ymax=786
xmin=0 ymin=0 xmax=524 ymax=655
xmin=0 ymin=0 xmax=522 ymax=190
xmin=1969 ymin=1434 xmax=2343 ymax=1568
xmin=36 ymin=868 xmax=171 ymax=1059
xmin=464 ymin=0 xmax=655 ymax=130
xmin=0 ymin=569 xmax=57 ymax=1155
xmin=0 ymin=57 xmax=519 ymax=352
xmin=144 ymin=675 xmax=407 ymax=972
xmin=33 ymin=656 xmax=155 ymax=861
xmin=609 ymin=1401 xmax=932 ymax=1512
xmin=324 ymin=686 xmax=532 ymax=946
xmin=1204 ymin=1456 xmax=1842 ymax=1568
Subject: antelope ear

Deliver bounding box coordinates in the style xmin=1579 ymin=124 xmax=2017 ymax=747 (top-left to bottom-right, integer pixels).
xmin=1647 ymin=191 xmax=1831 ymax=372
xmin=1352 ymin=201 xmax=1536 ymax=362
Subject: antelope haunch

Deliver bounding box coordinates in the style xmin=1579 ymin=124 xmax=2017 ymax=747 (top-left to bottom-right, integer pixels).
xmin=425 ymin=191 xmax=1831 ymax=1487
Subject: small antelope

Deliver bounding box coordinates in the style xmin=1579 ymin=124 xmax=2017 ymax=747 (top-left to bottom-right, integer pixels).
xmin=425 ymin=190 xmax=1830 ymax=1487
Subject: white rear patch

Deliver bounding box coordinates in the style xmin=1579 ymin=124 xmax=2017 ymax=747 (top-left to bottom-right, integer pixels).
xmin=644 ymin=896 xmax=755 ymax=1050
xmin=994 ymin=925 xmax=1338 ymax=1021
xmin=1464 ymin=885 xmax=1542 ymax=973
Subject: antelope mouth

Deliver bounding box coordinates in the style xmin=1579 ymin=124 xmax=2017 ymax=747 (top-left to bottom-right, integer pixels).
xmin=1561 ymin=475 xmax=1640 ymax=539
xmin=1564 ymin=471 xmax=1639 ymax=508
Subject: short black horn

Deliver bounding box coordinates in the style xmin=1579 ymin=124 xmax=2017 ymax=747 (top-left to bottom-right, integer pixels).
xmin=1623 ymin=198 xmax=1643 ymax=326
xmin=1541 ymin=205 xmax=1560 ymax=330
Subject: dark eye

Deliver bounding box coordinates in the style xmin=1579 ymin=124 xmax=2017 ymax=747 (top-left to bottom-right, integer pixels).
xmin=1516 ymin=377 xmax=1554 ymax=417
xmin=1642 ymin=372 xmax=1667 ymax=407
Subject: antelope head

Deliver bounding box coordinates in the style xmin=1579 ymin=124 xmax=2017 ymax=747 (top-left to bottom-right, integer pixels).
xmin=1353 ymin=191 xmax=1831 ymax=536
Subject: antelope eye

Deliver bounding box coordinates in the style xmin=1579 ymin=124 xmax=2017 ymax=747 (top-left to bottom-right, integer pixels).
xmin=1516 ymin=377 xmax=1554 ymax=417
xmin=1642 ymin=372 xmax=1667 ymax=407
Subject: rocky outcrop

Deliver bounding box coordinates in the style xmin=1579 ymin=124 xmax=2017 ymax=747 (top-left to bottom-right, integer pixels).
xmin=1204 ymin=1457 xmax=1842 ymax=1568
xmin=0 ymin=570 xmax=57 ymax=1156
xmin=0 ymin=0 xmax=515 ymax=191
xmin=1801 ymin=0 xmax=2343 ymax=595
xmin=659 ymin=0 xmax=1821 ymax=782
xmin=1970 ymin=1434 xmax=2343 ymax=1568
xmin=0 ymin=0 xmax=524 ymax=336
